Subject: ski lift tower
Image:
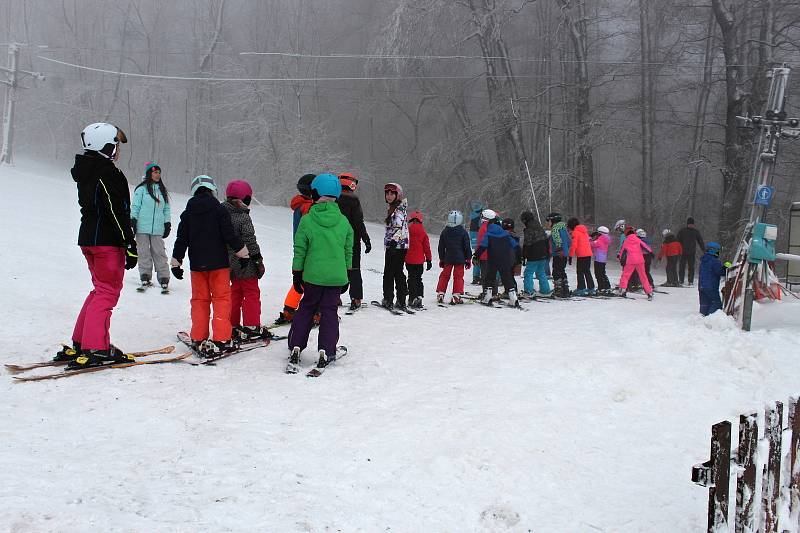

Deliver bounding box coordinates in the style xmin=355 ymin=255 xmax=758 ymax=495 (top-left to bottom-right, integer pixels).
xmin=722 ymin=65 xmax=800 ymax=331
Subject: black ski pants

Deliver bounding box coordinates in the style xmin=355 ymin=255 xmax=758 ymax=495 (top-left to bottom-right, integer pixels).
xmin=594 ymin=261 xmax=610 ymax=290
xmin=576 ymin=256 xmax=595 ymax=290
xmin=666 ymin=255 xmax=679 ymax=285
xmin=383 ymin=248 xmax=408 ymax=304
xmin=644 ymin=255 xmax=654 ymax=287
xmin=483 ymin=263 xmax=516 ymax=294
xmin=406 ymin=263 xmax=425 ymax=301
xmin=552 ymin=256 xmax=568 ymax=282
xmin=480 ymin=259 xmax=498 ymax=295
xmin=679 ymin=254 xmax=696 ymax=284
xmin=348 ymin=243 xmax=363 ymax=300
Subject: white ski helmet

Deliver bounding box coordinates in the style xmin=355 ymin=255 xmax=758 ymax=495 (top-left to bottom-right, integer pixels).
xmin=662 ymin=228 xmax=671 ymax=237
xmin=481 ymin=208 xmax=497 ymax=221
xmin=597 ymin=225 xmax=609 ymax=234
xmin=190 ymin=174 xmax=218 ymax=196
xmin=636 ymin=228 xmax=647 ymax=238
xmin=81 ymin=122 xmax=127 ymax=158
xmin=447 ymin=210 xmax=464 ymax=227
xmin=613 ymin=219 xmax=626 ymax=231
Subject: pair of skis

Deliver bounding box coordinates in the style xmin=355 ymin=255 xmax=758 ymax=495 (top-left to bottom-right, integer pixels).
xmin=8 ymin=345 xmax=188 ymax=382
xmin=370 ymin=301 xmax=416 ymax=315
xmin=285 ymin=346 xmax=349 ymax=377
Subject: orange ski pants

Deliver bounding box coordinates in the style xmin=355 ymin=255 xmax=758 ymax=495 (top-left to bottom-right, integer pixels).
xmin=190 ymin=268 xmax=232 ymax=342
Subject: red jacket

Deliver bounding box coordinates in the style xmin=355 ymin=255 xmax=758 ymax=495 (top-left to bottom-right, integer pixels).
xmin=476 ymin=221 xmax=489 ymax=261
xmin=568 ymin=225 xmax=593 ymax=258
xmin=658 ymin=241 xmax=683 ymax=259
xmin=406 ymin=222 xmax=432 ymax=264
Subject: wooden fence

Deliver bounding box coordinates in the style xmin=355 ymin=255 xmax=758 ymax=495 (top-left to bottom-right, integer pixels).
xmin=692 ymin=396 xmax=800 ymax=532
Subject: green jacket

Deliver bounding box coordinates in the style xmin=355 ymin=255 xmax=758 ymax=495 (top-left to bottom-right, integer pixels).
xmin=292 ymin=201 xmax=353 ymax=286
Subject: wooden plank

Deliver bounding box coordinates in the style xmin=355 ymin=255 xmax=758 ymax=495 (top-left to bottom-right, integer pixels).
xmin=788 ymin=397 xmax=800 ymax=532
xmin=708 ymin=421 xmax=732 ymax=532
xmin=762 ymin=402 xmax=783 ymax=533
xmin=734 ymin=413 xmax=758 ymax=533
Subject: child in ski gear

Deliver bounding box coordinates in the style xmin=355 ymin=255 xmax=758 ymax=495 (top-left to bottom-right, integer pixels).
xmin=171 ymin=175 xmax=249 ymax=356
xmin=276 ymin=174 xmax=316 ymax=324
xmin=616 ymin=228 xmax=653 ymax=298
xmin=436 ymin=210 xmax=472 ymax=304
xmin=288 ymin=174 xmax=353 ymax=369
xmin=567 ymin=217 xmax=595 ymax=295
xmin=698 ymin=242 xmax=727 ymax=316
xmin=476 ymin=208 xmax=497 ymax=296
xmin=677 ymin=217 xmax=705 ymax=286
xmin=502 ymin=218 xmax=523 ymax=277
xmin=614 ymin=219 xmax=627 ymax=252
xmin=382 ymin=183 xmax=410 ymax=309
xmin=223 ymin=180 xmax=269 ymax=342
xmin=637 ymin=228 xmax=655 ymax=288
xmin=405 ymin=211 xmax=432 ymax=308
xmin=336 ymin=173 xmax=371 ymax=311
xmin=547 ymin=212 xmax=571 ymax=298
xmin=520 ymin=211 xmax=551 ymax=296
xmin=64 ymin=122 xmax=137 ymax=369
xmin=590 ymin=225 xmax=612 ymax=291
xmin=658 ymin=229 xmax=683 ymax=286
xmin=468 ymin=201 xmax=486 ymax=284
xmin=474 ymin=216 xmax=521 ymax=307
xmin=131 ymin=161 xmax=171 ymax=290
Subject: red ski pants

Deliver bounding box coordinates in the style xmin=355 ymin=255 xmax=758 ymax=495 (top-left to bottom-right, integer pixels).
xmin=436 ymin=264 xmax=465 ymax=295
xmin=72 ymin=246 xmax=125 ymax=350
xmin=231 ymin=277 xmax=261 ymax=327
xmin=190 ymin=269 xmax=232 ymax=342
xmin=619 ymin=262 xmax=653 ymax=294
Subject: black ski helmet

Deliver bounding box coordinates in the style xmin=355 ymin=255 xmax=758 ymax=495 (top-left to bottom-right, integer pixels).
xmin=501 ymin=217 xmax=515 ymax=231
xmin=546 ymin=212 xmax=562 ymax=223
xmin=297 ymin=174 xmax=316 ymax=196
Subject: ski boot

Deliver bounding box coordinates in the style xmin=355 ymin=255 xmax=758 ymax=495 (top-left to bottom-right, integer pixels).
xmin=450 ymin=294 xmax=463 ymax=305
xmin=274 ymin=306 xmax=295 ymax=326
xmin=410 ymin=296 xmax=424 ymax=309
xmin=647 ymin=292 xmax=654 ymax=301
xmin=436 ymin=292 xmax=445 ymax=304
xmin=285 ymin=346 xmax=302 ymax=374
xmin=197 ymin=339 xmax=239 ymax=358
xmin=588 ymin=288 xmax=598 ymax=296
xmin=316 ymin=349 xmax=330 ymax=369
xmin=348 ymin=299 xmax=362 ymax=311
xmin=67 ymin=346 xmax=134 ymax=370
xmin=235 ymin=325 xmax=272 ymax=342
xmin=380 ymin=298 xmax=394 ymax=310
xmin=508 ymin=289 xmax=520 ymax=308
xmin=395 ymin=298 xmax=409 ymax=312
xmin=54 ymin=341 xmax=81 ymax=362
xmin=481 ymin=291 xmax=493 ymax=305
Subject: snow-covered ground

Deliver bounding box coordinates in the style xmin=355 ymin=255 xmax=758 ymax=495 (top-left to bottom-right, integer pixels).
xmin=1 ymin=161 xmax=799 ymax=532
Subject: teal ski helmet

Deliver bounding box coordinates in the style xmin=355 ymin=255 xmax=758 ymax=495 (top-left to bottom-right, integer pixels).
xmin=310 ymin=173 xmax=342 ymax=199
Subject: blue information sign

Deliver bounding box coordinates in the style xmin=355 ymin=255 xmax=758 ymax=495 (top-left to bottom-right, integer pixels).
xmin=755 ymin=185 xmax=774 ymax=206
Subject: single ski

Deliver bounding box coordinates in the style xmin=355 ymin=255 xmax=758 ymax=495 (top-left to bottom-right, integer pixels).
xmin=13 ymin=352 xmax=191 ymax=382
xmin=370 ymin=301 xmax=404 ymax=316
xmin=176 ymin=331 xmax=271 ymax=365
xmin=5 ymin=345 xmax=176 ymax=374
xmin=345 ymin=304 xmax=367 ymax=316
xmin=306 ymin=346 xmax=349 ymax=377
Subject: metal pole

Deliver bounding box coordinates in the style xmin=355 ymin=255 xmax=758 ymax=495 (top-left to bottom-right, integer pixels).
xmin=524 ymin=159 xmax=541 ymax=224
xmin=548 ymin=129 xmax=552 ymax=213
xmin=0 ymin=43 xmax=19 ymax=165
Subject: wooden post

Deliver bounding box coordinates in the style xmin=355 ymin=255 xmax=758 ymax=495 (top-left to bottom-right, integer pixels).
xmin=788 ymin=397 xmax=800 ymax=531
xmin=692 ymin=421 xmax=732 ymax=532
xmin=735 ymin=413 xmax=758 ymax=533
xmin=762 ymin=402 xmax=783 ymax=532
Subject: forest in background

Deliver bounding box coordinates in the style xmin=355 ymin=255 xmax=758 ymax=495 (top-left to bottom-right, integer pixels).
xmin=1 ymin=0 xmax=799 ymax=250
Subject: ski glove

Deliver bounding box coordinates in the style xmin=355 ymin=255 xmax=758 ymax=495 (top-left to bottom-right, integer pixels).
xmin=170 ymin=257 xmax=184 ymax=280
xmin=364 ymin=241 xmax=372 ymax=254
xmin=465 ymin=259 xmax=471 ymax=270
xmin=567 ymin=256 xmax=573 ymax=266
xmin=125 ymin=244 xmax=138 ymax=270
xmin=292 ymin=270 xmax=304 ymax=294
xmin=387 ymin=240 xmax=398 ymax=249
xmin=723 ymin=261 xmax=732 ymax=268
xmin=425 ymin=260 xmax=432 ymax=271
xmin=162 ymin=222 xmax=171 ymax=238
xmin=131 ymin=219 xmax=138 ymax=234
xmin=340 ymin=283 xmax=350 ymax=294
xmin=252 ymin=254 xmax=265 ymax=279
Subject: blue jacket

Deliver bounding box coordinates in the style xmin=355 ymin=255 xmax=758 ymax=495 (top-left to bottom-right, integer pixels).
xmin=475 ymin=223 xmax=520 ymax=269
xmin=438 ymin=225 xmax=472 ymax=265
xmin=549 ymin=222 xmax=571 ymax=257
xmin=131 ymin=182 xmax=171 ymax=235
xmin=698 ymin=252 xmax=726 ymax=290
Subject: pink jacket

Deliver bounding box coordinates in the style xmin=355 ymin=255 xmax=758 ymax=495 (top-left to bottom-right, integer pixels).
xmin=590 ymin=233 xmax=612 ymax=263
xmin=618 ymin=234 xmax=652 ymax=265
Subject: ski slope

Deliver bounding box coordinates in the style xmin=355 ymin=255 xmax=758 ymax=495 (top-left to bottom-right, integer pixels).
xmin=1 ymin=161 xmax=799 ymax=532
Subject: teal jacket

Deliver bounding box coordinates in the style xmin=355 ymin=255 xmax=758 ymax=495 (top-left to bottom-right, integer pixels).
xmin=131 ymin=183 xmax=171 ymax=235
xmin=292 ymin=201 xmax=353 ymax=286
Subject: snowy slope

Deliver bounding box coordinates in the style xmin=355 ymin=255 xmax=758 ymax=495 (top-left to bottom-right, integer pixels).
xmin=1 ymin=161 xmax=799 ymax=532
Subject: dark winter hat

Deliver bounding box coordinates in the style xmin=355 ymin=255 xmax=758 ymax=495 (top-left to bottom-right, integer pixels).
xmin=297 ymin=174 xmax=316 ymax=196
xmin=545 ymin=212 xmax=562 ymax=223
xmin=687 ymin=217 xmax=695 ymax=225
xmin=520 ymin=211 xmax=535 ymax=225
xmin=567 ymin=217 xmax=580 ymax=230
xmin=501 ymin=218 xmax=515 ymax=231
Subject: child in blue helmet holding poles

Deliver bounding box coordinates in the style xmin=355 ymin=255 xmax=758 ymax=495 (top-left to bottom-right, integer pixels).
xmin=698 ymin=241 xmax=730 ymax=316
xmin=286 ymin=174 xmax=354 ymax=373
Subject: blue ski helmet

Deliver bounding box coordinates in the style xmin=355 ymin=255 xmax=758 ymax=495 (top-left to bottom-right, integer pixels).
xmin=706 ymin=242 xmax=722 ymax=256
xmin=310 ymin=173 xmax=342 ymax=199
xmin=447 ymin=210 xmax=464 ymax=227
xmin=191 ymin=174 xmax=217 ymax=196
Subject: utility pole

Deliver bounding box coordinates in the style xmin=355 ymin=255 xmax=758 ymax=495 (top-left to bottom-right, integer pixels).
xmin=0 ymin=43 xmax=45 ymax=165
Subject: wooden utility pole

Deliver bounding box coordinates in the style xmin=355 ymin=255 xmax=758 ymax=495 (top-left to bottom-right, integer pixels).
xmin=0 ymin=43 xmax=44 ymax=165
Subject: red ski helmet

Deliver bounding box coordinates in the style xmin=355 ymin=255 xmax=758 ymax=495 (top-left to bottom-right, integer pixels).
xmin=409 ymin=210 xmax=423 ymax=223
xmin=339 ymin=172 xmax=358 ymax=192
xmin=384 ymin=182 xmax=404 ymax=201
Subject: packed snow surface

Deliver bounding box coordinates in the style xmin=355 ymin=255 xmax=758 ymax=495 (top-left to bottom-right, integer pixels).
xmin=1 ymin=161 xmax=799 ymax=532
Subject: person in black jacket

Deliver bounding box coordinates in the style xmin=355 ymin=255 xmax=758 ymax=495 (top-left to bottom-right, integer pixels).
xmin=677 ymin=217 xmax=705 ymax=286
xmin=59 ymin=122 xmax=139 ymax=369
xmin=520 ymin=211 xmax=551 ymax=297
xmin=171 ymin=175 xmax=249 ymax=356
xmin=435 ymin=210 xmax=472 ymax=304
xmin=336 ymin=173 xmax=371 ymax=310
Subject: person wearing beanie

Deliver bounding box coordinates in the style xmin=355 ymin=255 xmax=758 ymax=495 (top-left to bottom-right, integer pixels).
xmin=286 ymin=173 xmax=353 ymax=373
xmin=171 ymin=175 xmax=250 ymax=357
xmin=336 ymin=173 xmax=371 ymax=311
xmin=223 ymin=179 xmax=271 ymax=342
xmin=381 ymin=183 xmax=410 ymax=310
xmin=436 ymin=210 xmax=472 ymax=304
xmin=131 ymin=162 xmax=172 ymax=292
xmin=520 ymin=211 xmax=551 ymax=297
xmin=405 ymin=210 xmax=432 ymax=309
xmin=677 ymin=216 xmax=705 ymax=286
